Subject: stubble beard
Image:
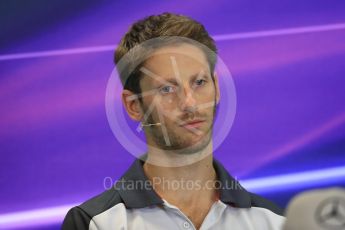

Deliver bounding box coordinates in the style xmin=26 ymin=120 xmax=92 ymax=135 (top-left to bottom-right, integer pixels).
xmin=142 ymin=99 xmax=217 ymax=155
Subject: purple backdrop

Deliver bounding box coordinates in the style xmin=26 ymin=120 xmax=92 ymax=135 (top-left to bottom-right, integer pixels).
xmin=1 ymin=0 xmax=345 ymax=229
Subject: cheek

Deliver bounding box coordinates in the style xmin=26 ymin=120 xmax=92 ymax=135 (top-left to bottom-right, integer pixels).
xmin=151 ymin=100 xmax=178 ymax=121
xmin=141 ymin=97 xmax=159 ymax=118
xmin=160 ymin=106 xmax=180 ymax=122
xmin=156 ymin=95 xmax=179 ymax=111
xmin=195 ymin=86 xmax=216 ymax=103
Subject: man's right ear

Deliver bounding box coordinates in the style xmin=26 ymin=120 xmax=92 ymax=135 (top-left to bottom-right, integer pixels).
xmin=121 ymin=90 xmax=143 ymax=121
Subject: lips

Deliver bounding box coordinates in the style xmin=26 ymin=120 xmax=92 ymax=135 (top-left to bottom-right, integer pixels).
xmin=180 ymin=120 xmax=205 ymax=129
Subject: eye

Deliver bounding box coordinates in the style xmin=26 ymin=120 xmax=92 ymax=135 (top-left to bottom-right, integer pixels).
xmin=159 ymin=85 xmax=176 ymax=94
xmin=194 ymin=79 xmax=206 ymax=87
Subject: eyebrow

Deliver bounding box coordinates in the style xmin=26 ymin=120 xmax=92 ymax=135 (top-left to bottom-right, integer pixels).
xmin=190 ymin=71 xmax=210 ymax=81
xmin=155 ymin=72 xmax=211 ymax=88
xmin=158 ymin=78 xmax=179 ymax=86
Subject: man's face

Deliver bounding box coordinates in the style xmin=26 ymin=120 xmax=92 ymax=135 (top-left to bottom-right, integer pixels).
xmin=138 ymin=43 xmax=220 ymax=154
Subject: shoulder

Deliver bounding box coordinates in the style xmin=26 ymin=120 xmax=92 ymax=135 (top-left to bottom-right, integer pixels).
xmin=238 ymin=192 xmax=286 ymax=229
xmin=248 ymin=192 xmax=285 ymax=217
xmin=79 ymin=188 xmax=123 ymax=217
xmin=62 ymin=188 xmax=124 ymax=230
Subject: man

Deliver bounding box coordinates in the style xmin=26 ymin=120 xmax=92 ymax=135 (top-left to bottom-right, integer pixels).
xmin=62 ymin=13 xmax=285 ymax=229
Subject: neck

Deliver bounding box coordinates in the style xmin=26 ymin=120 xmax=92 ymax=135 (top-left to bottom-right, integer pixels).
xmin=143 ymin=139 xmax=217 ymax=203
xmin=144 ymin=152 xmax=215 ymax=183
xmin=145 ymin=136 xmax=214 ymax=167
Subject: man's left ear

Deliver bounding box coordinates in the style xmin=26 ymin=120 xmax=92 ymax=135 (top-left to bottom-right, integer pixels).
xmin=213 ymin=71 xmax=220 ymax=105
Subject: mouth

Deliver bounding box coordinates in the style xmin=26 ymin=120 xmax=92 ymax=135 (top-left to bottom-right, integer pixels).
xmin=179 ymin=119 xmax=206 ymax=130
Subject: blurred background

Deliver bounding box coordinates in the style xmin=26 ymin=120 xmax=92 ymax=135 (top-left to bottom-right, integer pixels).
xmin=1 ymin=0 xmax=345 ymax=229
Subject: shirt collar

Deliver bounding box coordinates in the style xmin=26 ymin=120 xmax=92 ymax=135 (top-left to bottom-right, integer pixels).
xmin=116 ymin=157 xmax=251 ymax=209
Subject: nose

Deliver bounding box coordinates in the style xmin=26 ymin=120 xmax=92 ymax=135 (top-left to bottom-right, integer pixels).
xmin=179 ymin=87 xmax=197 ymax=112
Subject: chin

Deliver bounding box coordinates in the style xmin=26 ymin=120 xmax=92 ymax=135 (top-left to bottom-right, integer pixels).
xmin=174 ymin=133 xmax=212 ymax=155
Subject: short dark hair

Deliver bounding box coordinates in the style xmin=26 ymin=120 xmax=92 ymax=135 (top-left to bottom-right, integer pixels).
xmin=114 ymin=12 xmax=217 ymax=95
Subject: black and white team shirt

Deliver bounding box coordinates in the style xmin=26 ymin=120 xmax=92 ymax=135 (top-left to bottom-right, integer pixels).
xmin=62 ymin=158 xmax=285 ymax=229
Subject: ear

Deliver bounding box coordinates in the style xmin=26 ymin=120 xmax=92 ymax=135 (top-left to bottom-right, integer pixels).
xmin=121 ymin=89 xmax=143 ymax=121
xmin=213 ymin=71 xmax=220 ymax=105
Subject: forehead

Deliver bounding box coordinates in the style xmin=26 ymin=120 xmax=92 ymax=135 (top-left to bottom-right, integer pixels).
xmin=141 ymin=43 xmax=210 ymax=85
xmin=148 ymin=43 xmax=208 ymax=64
